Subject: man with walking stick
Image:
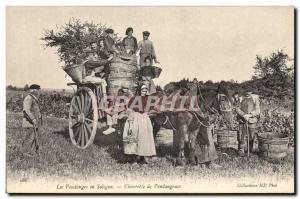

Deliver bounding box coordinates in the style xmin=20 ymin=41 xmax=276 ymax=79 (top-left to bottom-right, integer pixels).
xmin=22 ymin=84 xmax=42 ymax=157
xmin=236 ymin=87 xmax=260 ymax=157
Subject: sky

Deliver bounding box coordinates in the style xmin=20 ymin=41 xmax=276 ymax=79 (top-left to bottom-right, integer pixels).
xmin=6 ymin=6 xmax=294 ymax=89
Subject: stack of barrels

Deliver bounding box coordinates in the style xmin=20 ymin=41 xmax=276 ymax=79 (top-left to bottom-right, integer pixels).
xmin=107 ymin=55 xmax=139 ymax=95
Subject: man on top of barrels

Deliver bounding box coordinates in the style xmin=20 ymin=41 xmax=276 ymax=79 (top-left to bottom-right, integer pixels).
xmin=137 ymin=31 xmax=160 ymax=67
xmin=83 ymin=38 xmax=114 ymax=97
xmin=122 ymin=27 xmax=138 ymax=55
xmin=235 ymin=87 xmax=261 ymax=156
xmin=104 ymin=28 xmax=120 ymax=56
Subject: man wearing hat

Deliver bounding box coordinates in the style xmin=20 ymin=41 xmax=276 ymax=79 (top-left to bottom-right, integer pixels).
xmin=104 ymin=28 xmax=119 ymax=55
xmin=137 ymin=31 xmax=159 ymax=67
xmin=83 ymin=38 xmax=114 ymax=96
xmin=122 ymin=27 xmax=138 ymax=55
xmin=235 ymin=88 xmax=261 ymax=156
xmin=22 ymin=84 xmax=42 ymax=156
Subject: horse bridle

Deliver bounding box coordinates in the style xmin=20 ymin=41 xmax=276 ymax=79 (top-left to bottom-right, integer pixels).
xmin=197 ymin=85 xmax=219 ymax=114
xmin=160 ymin=85 xmax=232 ymax=131
xmin=216 ymin=93 xmax=233 ymax=112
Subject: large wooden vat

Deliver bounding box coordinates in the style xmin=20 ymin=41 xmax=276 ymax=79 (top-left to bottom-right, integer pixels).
xmin=107 ymin=56 xmax=139 ymax=95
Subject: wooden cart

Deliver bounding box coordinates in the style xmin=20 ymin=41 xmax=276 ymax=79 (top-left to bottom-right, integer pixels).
xmin=67 ymin=82 xmax=104 ymax=149
xmin=65 ymin=56 xmax=139 ymax=149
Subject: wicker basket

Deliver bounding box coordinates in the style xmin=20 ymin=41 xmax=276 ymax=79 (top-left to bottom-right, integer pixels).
xmin=63 ymin=64 xmax=84 ymax=83
xmin=153 ymin=66 xmax=162 ymax=78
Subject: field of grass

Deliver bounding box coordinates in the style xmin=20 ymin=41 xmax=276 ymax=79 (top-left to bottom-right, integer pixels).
xmin=6 ymin=111 xmax=294 ymax=189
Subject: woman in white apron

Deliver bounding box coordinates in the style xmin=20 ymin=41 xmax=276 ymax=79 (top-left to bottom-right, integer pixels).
xmin=123 ymin=85 xmax=156 ymax=164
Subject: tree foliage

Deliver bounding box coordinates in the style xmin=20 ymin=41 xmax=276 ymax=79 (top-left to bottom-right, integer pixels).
xmin=41 ymin=18 xmax=121 ymax=66
xmin=163 ymin=49 xmax=294 ymax=100
xmin=253 ymin=49 xmax=293 ymax=79
xmin=252 ymin=50 xmax=294 ymax=99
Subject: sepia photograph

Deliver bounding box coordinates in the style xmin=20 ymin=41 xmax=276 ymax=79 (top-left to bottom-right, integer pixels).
xmin=5 ymin=6 xmax=295 ymax=194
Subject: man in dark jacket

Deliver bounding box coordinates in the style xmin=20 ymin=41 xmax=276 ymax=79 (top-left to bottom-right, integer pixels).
xmin=122 ymin=27 xmax=138 ymax=55
xmin=104 ymin=28 xmax=119 ymax=55
xmin=22 ymin=84 xmax=42 ymax=156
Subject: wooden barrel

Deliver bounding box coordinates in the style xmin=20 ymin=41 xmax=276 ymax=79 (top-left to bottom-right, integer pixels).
xmin=107 ymin=56 xmax=139 ymax=95
xmin=257 ymin=132 xmax=289 ymax=159
xmin=217 ymin=129 xmax=237 ymax=148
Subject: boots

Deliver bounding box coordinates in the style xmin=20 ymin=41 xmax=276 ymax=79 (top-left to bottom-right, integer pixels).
xmin=238 ymin=140 xmax=254 ymax=156
xmin=249 ymin=140 xmax=254 ymax=153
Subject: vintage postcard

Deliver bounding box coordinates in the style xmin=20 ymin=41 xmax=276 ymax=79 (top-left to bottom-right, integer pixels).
xmin=6 ymin=6 xmax=295 ymax=194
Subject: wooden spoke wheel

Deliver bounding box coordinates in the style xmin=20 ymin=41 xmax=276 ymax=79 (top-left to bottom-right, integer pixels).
xmin=69 ymin=87 xmax=98 ymax=149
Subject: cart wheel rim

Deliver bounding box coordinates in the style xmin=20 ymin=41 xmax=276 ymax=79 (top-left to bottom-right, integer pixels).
xmin=69 ymin=87 xmax=98 ymax=149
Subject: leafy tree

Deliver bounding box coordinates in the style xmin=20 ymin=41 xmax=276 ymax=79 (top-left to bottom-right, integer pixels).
xmin=204 ymin=80 xmax=214 ymax=86
xmin=6 ymin=85 xmax=18 ymax=90
xmin=251 ymin=49 xmax=294 ymax=99
xmin=41 ymin=18 xmax=122 ymax=66
xmin=252 ymin=49 xmax=293 ymax=80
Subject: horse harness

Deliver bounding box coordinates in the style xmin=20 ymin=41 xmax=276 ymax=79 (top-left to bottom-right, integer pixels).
xmin=162 ymin=111 xmax=211 ymax=131
xmin=197 ymin=85 xmax=219 ymax=114
xmin=162 ymin=114 xmax=177 ymax=131
xmin=217 ymin=93 xmax=232 ymax=112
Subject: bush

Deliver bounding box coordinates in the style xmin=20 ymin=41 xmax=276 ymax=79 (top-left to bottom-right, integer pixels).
xmin=41 ymin=18 xmax=121 ymax=66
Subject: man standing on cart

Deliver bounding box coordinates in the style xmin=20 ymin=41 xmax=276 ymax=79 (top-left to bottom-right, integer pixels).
xmin=137 ymin=31 xmax=160 ymax=67
xmin=122 ymin=27 xmax=138 ymax=55
xmin=83 ymin=38 xmax=114 ymax=96
xmin=104 ymin=28 xmax=120 ymax=56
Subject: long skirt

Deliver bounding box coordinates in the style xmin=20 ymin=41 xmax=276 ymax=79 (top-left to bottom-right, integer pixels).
xmin=123 ymin=112 xmax=156 ymax=156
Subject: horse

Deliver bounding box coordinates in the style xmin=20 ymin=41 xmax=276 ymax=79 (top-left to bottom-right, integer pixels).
xmin=150 ymin=84 xmax=234 ymax=166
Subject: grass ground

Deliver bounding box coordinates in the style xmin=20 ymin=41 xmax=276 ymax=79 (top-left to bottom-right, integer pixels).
xmin=6 ymin=111 xmax=294 ymax=186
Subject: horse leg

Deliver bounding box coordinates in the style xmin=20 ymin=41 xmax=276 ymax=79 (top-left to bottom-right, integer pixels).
xmin=173 ymin=130 xmax=179 ymax=157
xmin=175 ymin=123 xmax=188 ymax=166
xmin=188 ymin=127 xmax=200 ymax=165
xmin=152 ymin=120 xmax=161 ymax=139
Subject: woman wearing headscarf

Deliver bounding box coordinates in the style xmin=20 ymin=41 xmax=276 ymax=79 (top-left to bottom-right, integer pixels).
xmin=122 ymin=85 xmax=156 ymax=164
xmin=122 ymin=27 xmax=138 ymax=55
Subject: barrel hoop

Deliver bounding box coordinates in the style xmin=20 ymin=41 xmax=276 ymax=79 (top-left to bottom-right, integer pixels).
xmin=112 ymin=60 xmax=138 ymax=65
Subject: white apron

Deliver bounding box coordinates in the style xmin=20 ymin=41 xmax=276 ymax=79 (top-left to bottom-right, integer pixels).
xmin=123 ymin=112 xmax=156 ymax=156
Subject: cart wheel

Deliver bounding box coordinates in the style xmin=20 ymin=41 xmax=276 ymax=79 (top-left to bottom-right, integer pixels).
xmin=69 ymin=87 xmax=98 ymax=149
